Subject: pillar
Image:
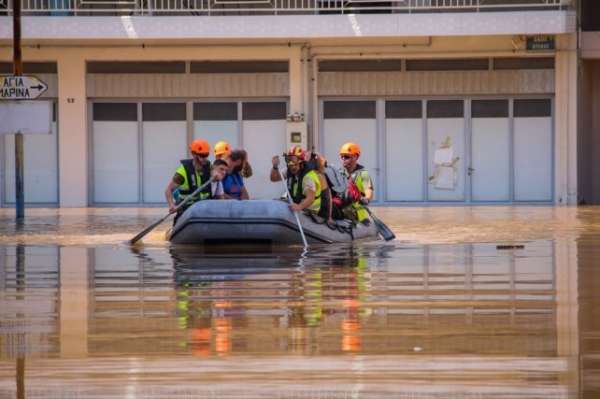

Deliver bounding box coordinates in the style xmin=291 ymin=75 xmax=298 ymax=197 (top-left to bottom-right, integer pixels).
xmin=555 ymin=238 xmax=579 ymax=397
xmin=57 ymin=52 xmax=88 ymax=207
xmin=555 ymin=34 xmax=579 ymax=205
xmin=59 ymin=247 xmax=90 ymax=357
xmin=288 ymin=46 xmax=304 ymax=116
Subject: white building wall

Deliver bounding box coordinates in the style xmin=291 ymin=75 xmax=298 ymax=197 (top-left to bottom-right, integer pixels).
xmin=0 ymin=30 xmax=580 ymax=207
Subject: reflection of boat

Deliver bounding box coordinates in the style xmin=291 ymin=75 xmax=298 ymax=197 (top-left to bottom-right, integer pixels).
xmin=168 ymin=200 xmax=379 ymax=245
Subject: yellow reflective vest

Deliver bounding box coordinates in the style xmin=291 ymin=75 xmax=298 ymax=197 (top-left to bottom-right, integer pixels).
xmin=344 ymin=165 xmax=371 ymax=223
xmin=288 ymin=169 xmax=322 ymax=213
xmin=174 ymin=159 xmax=212 ymax=203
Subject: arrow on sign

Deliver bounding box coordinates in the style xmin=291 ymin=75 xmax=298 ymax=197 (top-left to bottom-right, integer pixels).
xmin=0 ymin=75 xmax=49 ymax=100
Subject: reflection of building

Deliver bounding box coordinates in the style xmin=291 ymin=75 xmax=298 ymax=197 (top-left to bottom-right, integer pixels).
xmin=0 ymin=241 xmax=582 ymax=397
xmin=0 ymin=246 xmax=60 ymax=358
xmin=86 ymin=244 xmax=564 ymax=356
xmin=0 ymin=1 xmax=581 ymax=207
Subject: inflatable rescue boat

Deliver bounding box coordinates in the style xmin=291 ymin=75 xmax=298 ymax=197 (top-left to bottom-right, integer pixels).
xmin=168 ymin=200 xmax=379 ymax=245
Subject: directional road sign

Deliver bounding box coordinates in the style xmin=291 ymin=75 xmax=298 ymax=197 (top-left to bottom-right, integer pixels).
xmin=0 ymin=75 xmax=48 ymax=100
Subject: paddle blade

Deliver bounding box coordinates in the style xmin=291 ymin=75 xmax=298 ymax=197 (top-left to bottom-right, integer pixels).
xmin=373 ymin=216 xmax=396 ymax=241
xmin=365 ymin=208 xmax=395 ymax=241
xmin=130 ymin=214 xmax=171 ymax=245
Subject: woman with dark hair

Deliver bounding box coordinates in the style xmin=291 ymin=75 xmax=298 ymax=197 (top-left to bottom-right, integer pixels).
xmin=222 ymin=149 xmax=250 ymax=200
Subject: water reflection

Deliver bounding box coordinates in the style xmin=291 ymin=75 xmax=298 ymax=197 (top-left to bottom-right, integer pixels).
xmin=0 ymin=237 xmax=579 ymax=398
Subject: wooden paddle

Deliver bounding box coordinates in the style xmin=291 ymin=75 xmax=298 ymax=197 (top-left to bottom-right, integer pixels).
xmin=365 ymin=207 xmax=395 ymax=241
xmin=129 ymin=178 xmax=213 ymax=245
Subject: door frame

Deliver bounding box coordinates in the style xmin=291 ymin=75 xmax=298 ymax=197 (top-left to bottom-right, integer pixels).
xmin=319 ymin=95 xmax=555 ymax=205
xmin=319 ymin=97 xmax=383 ymax=203
xmin=88 ymin=97 xmax=288 ymax=206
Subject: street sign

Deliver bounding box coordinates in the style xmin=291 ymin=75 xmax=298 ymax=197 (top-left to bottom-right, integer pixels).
xmin=526 ymin=35 xmax=555 ymax=52
xmin=0 ymin=75 xmax=48 ymax=100
xmin=0 ymin=101 xmax=52 ymax=135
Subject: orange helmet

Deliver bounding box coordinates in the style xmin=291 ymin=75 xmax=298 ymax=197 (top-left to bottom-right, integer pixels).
xmin=190 ymin=139 xmax=210 ymax=155
xmin=214 ymin=141 xmax=231 ymax=157
xmin=339 ymin=142 xmax=361 ymax=157
xmin=287 ymin=146 xmax=306 ymax=161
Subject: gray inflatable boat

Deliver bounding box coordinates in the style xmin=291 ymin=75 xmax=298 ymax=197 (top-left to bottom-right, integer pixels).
xmin=168 ymin=199 xmax=379 ymax=245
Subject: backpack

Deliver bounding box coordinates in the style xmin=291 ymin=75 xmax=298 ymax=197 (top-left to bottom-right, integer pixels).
xmin=324 ymin=165 xmax=347 ymax=197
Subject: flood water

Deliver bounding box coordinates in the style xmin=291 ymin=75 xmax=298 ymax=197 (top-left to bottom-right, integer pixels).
xmin=0 ymin=206 xmax=598 ymax=398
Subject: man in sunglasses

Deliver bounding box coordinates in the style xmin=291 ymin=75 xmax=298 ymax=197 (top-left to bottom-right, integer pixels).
xmin=165 ymin=139 xmax=216 ymax=221
xmin=339 ymin=142 xmax=373 ymax=224
xmin=270 ymin=146 xmax=323 ymax=215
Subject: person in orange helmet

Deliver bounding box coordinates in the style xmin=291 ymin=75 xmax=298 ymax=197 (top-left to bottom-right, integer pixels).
xmin=164 ymin=139 xmax=227 ymax=223
xmin=271 ymin=146 xmax=324 ymax=215
xmin=213 ymin=141 xmax=231 ymax=160
xmin=339 ymin=142 xmax=373 ymax=224
xmin=214 ymin=140 xmax=253 ymax=178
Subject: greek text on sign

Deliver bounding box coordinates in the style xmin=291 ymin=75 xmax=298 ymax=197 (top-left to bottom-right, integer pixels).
xmin=0 ymin=75 xmax=48 ymax=100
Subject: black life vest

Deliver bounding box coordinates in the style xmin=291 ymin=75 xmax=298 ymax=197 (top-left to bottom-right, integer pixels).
xmin=179 ymin=159 xmax=212 ymax=199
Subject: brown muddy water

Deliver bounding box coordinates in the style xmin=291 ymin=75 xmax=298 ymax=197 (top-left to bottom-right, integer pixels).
xmin=0 ymin=206 xmax=599 ymax=398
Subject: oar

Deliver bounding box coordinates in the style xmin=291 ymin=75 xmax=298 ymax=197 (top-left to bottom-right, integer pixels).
xmin=277 ymin=159 xmax=309 ymax=249
xmin=130 ymin=178 xmax=213 ymax=245
xmin=365 ymin=207 xmax=396 ymax=241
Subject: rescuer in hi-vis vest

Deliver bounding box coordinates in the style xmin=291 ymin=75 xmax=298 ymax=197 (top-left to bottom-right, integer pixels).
xmin=164 ymin=139 xmax=227 ymax=224
xmin=270 ymin=146 xmax=323 ymax=215
xmin=339 ymin=142 xmax=373 ymax=225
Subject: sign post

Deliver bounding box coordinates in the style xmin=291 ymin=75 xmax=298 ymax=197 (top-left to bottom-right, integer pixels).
xmin=13 ymin=0 xmax=24 ymax=220
xmin=0 ymin=0 xmax=50 ymax=223
xmin=3 ymin=0 xmax=49 ymax=222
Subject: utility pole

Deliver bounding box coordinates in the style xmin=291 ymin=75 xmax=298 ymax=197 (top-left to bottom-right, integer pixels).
xmin=13 ymin=0 xmax=24 ymax=220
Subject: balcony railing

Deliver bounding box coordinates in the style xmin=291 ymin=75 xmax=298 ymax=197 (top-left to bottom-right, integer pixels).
xmin=0 ymin=0 xmax=571 ymax=16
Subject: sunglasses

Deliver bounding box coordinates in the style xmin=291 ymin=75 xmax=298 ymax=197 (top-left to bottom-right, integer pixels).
xmin=193 ymin=152 xmax=209 ymax=158
xmin=340 ymin=155 xmax=353 ymax=160
xmin=287 ymin=161 xmax=301 ymax=167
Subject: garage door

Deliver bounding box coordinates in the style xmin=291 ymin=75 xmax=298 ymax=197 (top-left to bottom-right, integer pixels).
xmin=3 ymin=102 xmax=58 ymax=204
xmin=470 ymin=100 xmax=510 ymax=201
xmin=385 ymin=101 xmax=424 ymax=201
xmin=323 ymin=101 xmax=378 ymax=197
xmin=142 ymin=103 xmax=187 ymax=203
xmin=513 ymin=99 xmax=553 ymax=201
xmin=193 ymin=102 xmax=239 ymax=153
xmin=427 ymin=100 xmax=465 ymax=201
xmin=241 ymin=102 xmax=287 ymax=200
xmin=92 ymin=103 xmax=139 ymax=203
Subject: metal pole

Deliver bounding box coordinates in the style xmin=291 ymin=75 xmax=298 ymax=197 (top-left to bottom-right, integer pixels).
xmin=13 ymin=0 xmax=22 ymax=76
xmin=13 ymin=0 xmax=24 ymax=220
xmin=15 ymin=133 xmax=24 ymax=219
xmin=16 ymin=244 xmax=25 ymax=399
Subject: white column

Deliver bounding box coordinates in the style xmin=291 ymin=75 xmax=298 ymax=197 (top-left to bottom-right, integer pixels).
xmin=555 ymin=34 xmax=578 ymax=205
xmin=57 ymin=52 xmax=88 ymax=207
xmin=288 ymin=46 xmax=303 ymax=115
xmin=60 ymin=247 xmax=90 ymax=357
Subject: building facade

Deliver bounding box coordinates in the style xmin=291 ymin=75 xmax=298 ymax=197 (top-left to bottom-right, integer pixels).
xmin=579 ymin=0 xmax=600 ymax=204
xmin=0 ymin=0 xmax=579 ymax=207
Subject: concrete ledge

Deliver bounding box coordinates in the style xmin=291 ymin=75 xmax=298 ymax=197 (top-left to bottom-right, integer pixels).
xmin=0 ymin=11 xmax=576 ymax=41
